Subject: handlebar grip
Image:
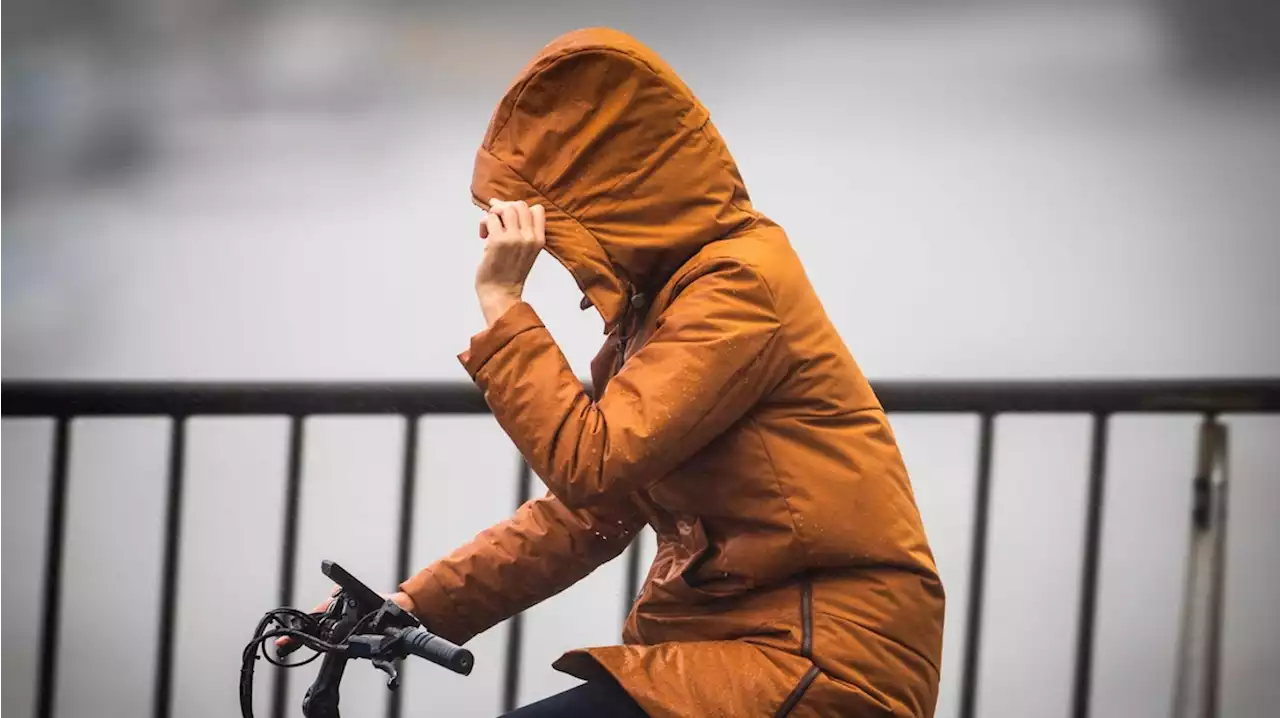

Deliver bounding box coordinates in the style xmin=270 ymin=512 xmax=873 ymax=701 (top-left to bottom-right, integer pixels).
xmin=396 ymin=627 xmax=474 ymax=676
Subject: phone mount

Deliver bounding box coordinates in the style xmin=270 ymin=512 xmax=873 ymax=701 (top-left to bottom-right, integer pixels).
xmin=302 ymin=561 xmax=400 ymax=716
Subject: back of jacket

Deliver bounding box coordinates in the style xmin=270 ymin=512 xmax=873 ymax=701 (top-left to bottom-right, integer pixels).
xmin=580 ymin=221 xmax=946 ymax=716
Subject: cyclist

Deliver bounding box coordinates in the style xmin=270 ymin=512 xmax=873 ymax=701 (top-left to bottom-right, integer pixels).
xmin=312 ymin=27 xmax=945 ymax=717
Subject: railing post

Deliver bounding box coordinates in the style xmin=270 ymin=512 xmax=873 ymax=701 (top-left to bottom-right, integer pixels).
xmin=1071 ymin=413 xmax=1111 ymax=718
xmin=502 ymin=459 xmax=534 ymax=714
xmin=152 ymin=416 xmax=188 ymax=718
xmin=271 ymin=416 xmax=307 ymax=718
xmin=958 ymin=413 xmax=996 ymax=718
xmin=387 ymin=415 xmax=421 ymax=718
xmin=1173 ymin=416 xmax=1230 ymax=718
xmin=35 ymin=417 xmax=72 ymax=718
xmin=622 ymin=537 xmax=643 ymax=625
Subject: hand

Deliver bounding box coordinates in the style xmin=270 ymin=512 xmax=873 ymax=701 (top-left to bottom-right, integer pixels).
xmin=475 ymin=198 xmax=546 ymax=326
xmin=273 ymin=586 xmax=416 ymax=649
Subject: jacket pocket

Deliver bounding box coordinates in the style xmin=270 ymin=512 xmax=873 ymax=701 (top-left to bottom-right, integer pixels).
xmin=674 ymin=516 xmax=746 ymax=601
xmin=677 ymin=516 xmax=717 ymax=587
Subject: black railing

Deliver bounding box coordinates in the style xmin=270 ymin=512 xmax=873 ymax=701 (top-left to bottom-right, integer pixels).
xmin=4 ymin=378 xmax=1279 ymax=718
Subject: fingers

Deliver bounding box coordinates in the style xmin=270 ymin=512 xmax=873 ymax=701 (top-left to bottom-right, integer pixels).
xmin=513 ymin=202 xmax=533 ymax=240
xmin=531 ymin=204 xmax=546 ymax=245
xmin=274 ymin=585 xmax=340 ymax=648
xmin=490 ymin=198 xmax=520 ymax=233
xmin=390 ymin=591 xmax=417 ymax=614
xmin=486 ymin=199 xmax=545 ymax=245
xmin=501 ymin=205 xmax=520 ymax=232
xmin=484 ymin=211 xmax=503 ymax=241
xmin=487 ymin=199 xmax=505 ymax=233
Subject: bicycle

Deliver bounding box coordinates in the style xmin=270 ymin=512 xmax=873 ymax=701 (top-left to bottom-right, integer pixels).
xmin=240 ymin=560 xmax=474 ymax=718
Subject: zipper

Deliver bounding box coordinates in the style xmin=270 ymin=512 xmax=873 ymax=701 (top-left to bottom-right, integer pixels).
xmin=774 ymin=666 xmax=820 ymax=718
xmin=772 ymin=577 xmax=818 ymax=718
xmin=613 ymin=326 xmax=629 ymax=377
xmin=612 ymin=288 xmax=647 ymax=375
xmin=800 ymin=577 xmax=813 ymax=659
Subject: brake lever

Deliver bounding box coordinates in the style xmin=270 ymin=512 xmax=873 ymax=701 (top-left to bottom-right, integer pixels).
xmin=371 ymin=659 xmax=399 ymax=690
xmin=301 ymin=594 xmax=364 ymax=718
xmin=343 ymin=608 xmax=413 ymax=692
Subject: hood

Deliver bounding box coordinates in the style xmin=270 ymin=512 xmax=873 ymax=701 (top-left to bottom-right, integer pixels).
xmin=471 ymin=28 xmax=763 ymax=332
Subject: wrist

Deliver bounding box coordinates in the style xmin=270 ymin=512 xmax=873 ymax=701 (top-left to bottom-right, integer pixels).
xmin=476 ymin=287 xmax=521 ymax=326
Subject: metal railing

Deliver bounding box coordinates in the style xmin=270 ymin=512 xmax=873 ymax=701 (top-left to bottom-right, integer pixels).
xmin=4 ymin=378 xmax=1279 ymax=718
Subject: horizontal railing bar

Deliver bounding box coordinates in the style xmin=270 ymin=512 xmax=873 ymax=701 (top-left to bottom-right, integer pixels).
xmin=4 ymin=379 xmax=1279 ymax=417
xmin=2 ymin=382 xmax=490 ymax=417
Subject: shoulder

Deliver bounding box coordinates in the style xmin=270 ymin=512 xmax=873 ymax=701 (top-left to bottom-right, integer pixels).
xmin=670 ymin=224 xmax=796 ymax=300
xmin=643 ymin=230 xmax=794 ymax=329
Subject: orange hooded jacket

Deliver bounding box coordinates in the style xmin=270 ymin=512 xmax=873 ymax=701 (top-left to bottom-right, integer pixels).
xmin=400 ymin=28 xmax=945 ymax=717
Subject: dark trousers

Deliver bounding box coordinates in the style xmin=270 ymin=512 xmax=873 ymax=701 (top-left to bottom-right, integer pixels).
xmin=500 ymin=680 xmax=648 ymax=718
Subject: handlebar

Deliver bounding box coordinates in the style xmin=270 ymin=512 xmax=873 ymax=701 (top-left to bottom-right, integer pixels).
xmin=340 ymin=625 xmax=475 ymax=676
xmin=240 ymin=561 xmax=474 ymax=718
xmin=394 ymin=626 xmax=475 ymax=674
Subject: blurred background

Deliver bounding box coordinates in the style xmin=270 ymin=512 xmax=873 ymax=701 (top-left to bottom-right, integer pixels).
xmin=3 ymin=0 xmax=1279 ymax=716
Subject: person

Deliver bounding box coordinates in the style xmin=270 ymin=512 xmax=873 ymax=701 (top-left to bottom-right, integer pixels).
xmin=310 ymin=27 xmax=945 ymax=717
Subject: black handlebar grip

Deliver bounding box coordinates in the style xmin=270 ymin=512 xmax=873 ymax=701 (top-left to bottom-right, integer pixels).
xmin=397 ymin=627 xmax=474 ymax=676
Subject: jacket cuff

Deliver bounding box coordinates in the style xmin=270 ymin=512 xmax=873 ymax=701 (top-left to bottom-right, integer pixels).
xmin=398 ymin=569 xmax=474 ymax=645
xmin=458 ymin=301 xmax=544 ymax=380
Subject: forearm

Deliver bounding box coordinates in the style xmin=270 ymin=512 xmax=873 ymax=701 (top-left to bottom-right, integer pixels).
xmin=399 ymin=494 xmax=641 ymax=645
xmin=463 ymin=293 xmax=781 ymax=510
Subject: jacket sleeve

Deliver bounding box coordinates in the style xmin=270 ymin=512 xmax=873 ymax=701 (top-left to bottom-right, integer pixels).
xmin=398 ymin=492 xmax=643 ymax=645
xmin=460 ymin=258 xmax=783 ymax=510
